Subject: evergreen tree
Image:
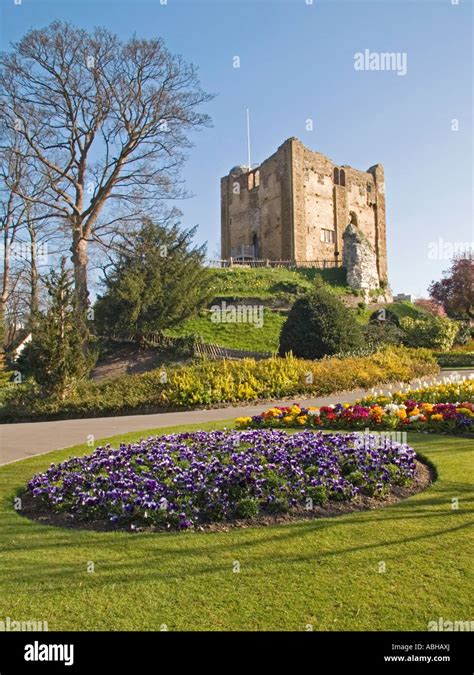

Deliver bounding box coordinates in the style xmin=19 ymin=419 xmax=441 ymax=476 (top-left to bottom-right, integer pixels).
xmin=27 ymin=258 xmax=91 ymax=398
xmin=94 ymin=218 xmax=212 ymax=339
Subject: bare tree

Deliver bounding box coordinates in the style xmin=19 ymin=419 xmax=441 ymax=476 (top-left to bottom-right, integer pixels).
xmin=1 ymin=132 xmax=63 ymax=339
xmin=0 ymin=142 xmax=26 ymax=340
xmin=0 ymin=21 xmax=212 ymax=324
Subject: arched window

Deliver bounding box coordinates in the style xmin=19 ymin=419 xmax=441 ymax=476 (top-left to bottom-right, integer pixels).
xmin=334 ymin=167 xmax=346 ymax=187
xmin=247 ymin=170 xmax=260 ymax=190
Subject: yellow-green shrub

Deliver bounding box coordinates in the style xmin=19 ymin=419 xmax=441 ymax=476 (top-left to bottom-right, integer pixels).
xmin=0 ymin=347 xmax=438 ymax=421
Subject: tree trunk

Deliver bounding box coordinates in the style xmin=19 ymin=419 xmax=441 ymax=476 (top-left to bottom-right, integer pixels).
xmin=1 ymin=227 xmax=9 ymax=351
xmin=28 ymin=226 xmax=39 ymax=324
xmin=1 ymin=230 xmax=10 ymax=322
xmin=71 ymin=225 xmax=89 ymax=348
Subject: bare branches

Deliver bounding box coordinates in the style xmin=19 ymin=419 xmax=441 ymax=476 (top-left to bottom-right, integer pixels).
xmin=0 ymin=21 xmax=212 ymax=314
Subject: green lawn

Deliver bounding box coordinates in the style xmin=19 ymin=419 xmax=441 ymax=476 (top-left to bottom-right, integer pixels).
xmin=166 ymin=308 xmax=285 ymax=352
xmin=0 ymin=423 xmax=472 ymax=631
xmin=206 ymin=266 xmax=350 ymax=300
xmin=167 ymin=266 xmax=350 ymax=352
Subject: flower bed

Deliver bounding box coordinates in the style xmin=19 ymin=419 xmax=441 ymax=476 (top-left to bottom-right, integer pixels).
xmin=357 ymin=378 xmax=474 ymax=406
xmin=236 ymin=400 xmax=474 ymax=434
xmin=26 ymin=430 xmax=417 ymax=530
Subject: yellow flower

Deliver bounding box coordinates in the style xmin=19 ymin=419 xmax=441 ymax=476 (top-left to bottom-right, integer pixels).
xmin=431 ymin=414 xmax=443 ymax=421
xmin=421 ymin=403 xmax=434 ymax=413
xmin=396 ymin=409 xmax=407 ymax=420
xmin=283 ymin=415 xmax=294 ymax=425
xmin=409 ymin=407 xmax=420 ymax=416
xmin=297 ymin=415 xmax=308 ymax=425
xmin=290 ymin=405 xmax=301 ymax=415
xmin=235 ymin=417 xmax=252 ymax=427
xmin=457 ymin=408 xmax=474 ymax=417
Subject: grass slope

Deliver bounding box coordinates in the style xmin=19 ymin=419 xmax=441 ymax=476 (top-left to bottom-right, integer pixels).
xmin=206 ymin=266 xmax=350 ymax=300
xmin=167 ymin=308 xmax=285 ymax=352
xmin=165 ymin=273 xmax=431 ymax=350
xmin=167 ymin=267 xmax=349 ymax=352
xmin=0 ymin=422 xmax=472 ymax=631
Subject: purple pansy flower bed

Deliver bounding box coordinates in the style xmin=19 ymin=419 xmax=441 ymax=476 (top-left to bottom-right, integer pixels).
xmin=27 ymin=430 xmax=417 ymax=530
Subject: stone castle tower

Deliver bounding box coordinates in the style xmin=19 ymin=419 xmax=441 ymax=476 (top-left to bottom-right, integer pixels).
xmin=221 ymin=137 xmax=388 ymax=290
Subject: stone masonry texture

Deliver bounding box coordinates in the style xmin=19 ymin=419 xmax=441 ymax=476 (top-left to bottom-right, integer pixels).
xmin=220 ymin=138 xmax=388 ymax=287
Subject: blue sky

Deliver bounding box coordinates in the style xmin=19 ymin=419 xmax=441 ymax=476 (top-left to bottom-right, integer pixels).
xmin=1 ymin=0 xmax=472 ymax=296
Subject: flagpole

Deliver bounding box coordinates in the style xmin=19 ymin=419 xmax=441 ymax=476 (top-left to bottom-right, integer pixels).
xmin=246 ymin=108 xmax=251 ymax=170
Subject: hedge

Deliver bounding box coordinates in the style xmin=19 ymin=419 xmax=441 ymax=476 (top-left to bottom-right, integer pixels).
xmin=435 ymin=352 xmax=474 ymax=369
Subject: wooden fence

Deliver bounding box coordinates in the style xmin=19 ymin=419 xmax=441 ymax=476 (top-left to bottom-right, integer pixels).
xmin=101 ymin=332 xmax=272 ymax=361
xmin=193 ymin=342 xmax=272 ymax=361
xmin=205 ymin=259 xmax=342 ymax=269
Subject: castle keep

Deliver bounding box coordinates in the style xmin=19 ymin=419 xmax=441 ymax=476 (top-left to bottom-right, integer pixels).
xmin=221 ymin=137 xmax=388 ymax=288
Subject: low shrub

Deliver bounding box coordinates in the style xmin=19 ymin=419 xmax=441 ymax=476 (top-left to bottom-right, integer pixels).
xmin=454 ymin=322 xmax=472 ymax=347
xmin=452 ymin=339 xmax=474 ymax=353
xmin=0 ymin=346 xmax=438 ymax=422
xmin=435 ymin=352 xmax=474 ymax=368
xmin=400 ymin=316 xmax=458 ymax=351
xmin=363 ymin=321 xmax=404 ymax=347
xmin=369 ymin=308 xmax=401 ymax=327
xmin=27 ymin=429 xmax=417 ymax=529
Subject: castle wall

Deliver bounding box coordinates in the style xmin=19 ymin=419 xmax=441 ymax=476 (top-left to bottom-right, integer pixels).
xmin=293 ymin=140 xmax=336 ymax=262
xmin=221 ymin=138 xmax=388 ymax=283
xmin=220 ymin=143 xmax=292 ymax=260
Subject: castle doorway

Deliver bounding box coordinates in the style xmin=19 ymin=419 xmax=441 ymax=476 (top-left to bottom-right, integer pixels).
xmin=252 ymin=233 xmax=260 ymax=259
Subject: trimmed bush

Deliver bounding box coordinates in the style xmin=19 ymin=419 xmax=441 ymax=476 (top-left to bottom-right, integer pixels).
xmin=454 ymin=321 xmax=472 ymax=346
xmin=364 ymin=321 xmax=404 ymax=347
xmin=279 ymin=286 xmax=364 ymax=359
xmin=369 ymin=308 xmax=401 ymax=327
xmin=435 ymin=352 xmax=474 ymax=368
xmin=400 ymin=316 xmax=458 ymax=351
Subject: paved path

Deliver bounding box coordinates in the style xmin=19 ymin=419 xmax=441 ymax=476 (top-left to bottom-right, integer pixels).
xmin=1 ymin=370 xmax=471 ymax=466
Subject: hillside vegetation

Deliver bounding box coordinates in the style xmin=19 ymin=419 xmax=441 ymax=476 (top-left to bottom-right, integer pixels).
xmin=205 ymin=266 xmax=350 ymax=300
xmin=1 ymin=347 xmax=438 ymax=422
xmin=166 ymin=267 xmax=429 ymax=352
